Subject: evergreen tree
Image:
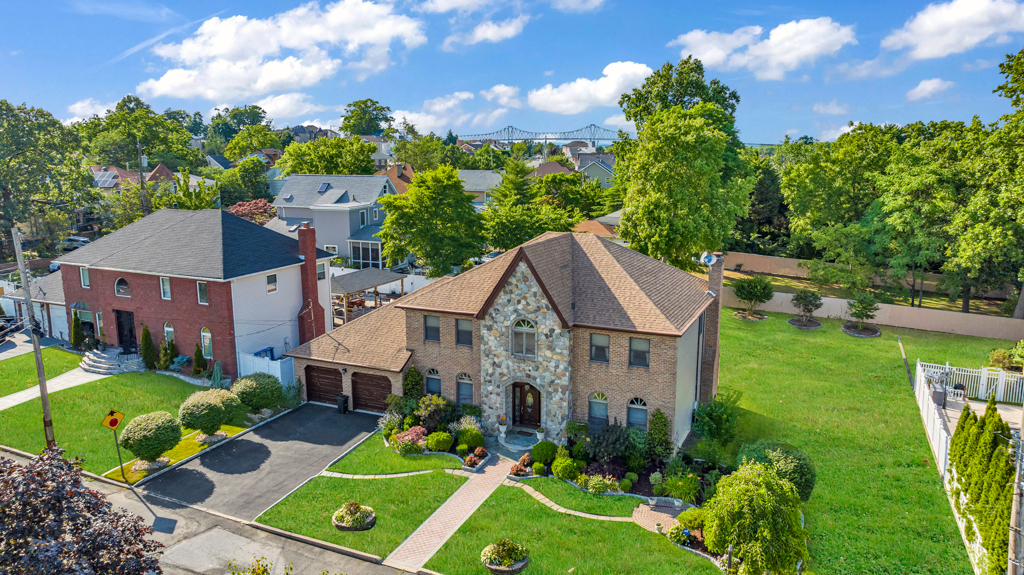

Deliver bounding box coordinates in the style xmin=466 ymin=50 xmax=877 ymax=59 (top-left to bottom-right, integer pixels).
xmin=70 ymin=314 xmax=85 ymax=350
xmin=139 ymin=325 xmax=158 ymax=369
xmin=193 ymin=343 xmax=208 ymax=375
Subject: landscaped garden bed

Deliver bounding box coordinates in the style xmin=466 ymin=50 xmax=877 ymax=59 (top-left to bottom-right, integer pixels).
xmin=102 ymin=423 xmax=250 ymax=484
xmin=520 ymin=476 xmax=640 ymax=517
xmin=326 ymin=430 xmax=461 ymax=474
xmin=0 ymin=347 xmax=82 ymax=397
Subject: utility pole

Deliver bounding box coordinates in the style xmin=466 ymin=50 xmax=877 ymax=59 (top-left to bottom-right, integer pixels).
xmin=1011 ymin=407 xmax=1024 ymax=575
xmin=136 ymin=137 xmax=150 ymax=216
xmin=12 ymin=228 xmax=55 ymax=448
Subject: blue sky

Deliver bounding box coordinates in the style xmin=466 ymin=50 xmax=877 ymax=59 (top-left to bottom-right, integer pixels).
xmin=2 ymin=0 xmax=1022 ymax=142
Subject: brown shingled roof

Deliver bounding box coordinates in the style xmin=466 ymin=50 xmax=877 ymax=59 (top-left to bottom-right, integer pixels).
xmin=375 ymin=163 xmax=415 ymax=194
xmin=573 ymin=219 xmax=616 ymax=237
xmin=284 ymin=304 xmax=411 ymax=371
xmin=396 ymin=232 xmax=713 ymax=336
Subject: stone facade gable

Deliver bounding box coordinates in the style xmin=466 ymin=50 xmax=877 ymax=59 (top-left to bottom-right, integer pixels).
xmin=479 ymin=262 xmax=572 ymax=437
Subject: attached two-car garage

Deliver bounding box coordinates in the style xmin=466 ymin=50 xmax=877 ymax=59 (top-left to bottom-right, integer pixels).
xmin=304 ymin=365 xmax=391 ymax=413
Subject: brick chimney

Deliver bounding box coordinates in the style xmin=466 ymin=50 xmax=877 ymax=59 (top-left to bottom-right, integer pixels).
xmin=699 ymin=252 xmax=724 ymax=403
xmin=297 ymin=223 xmax=326 ymax=344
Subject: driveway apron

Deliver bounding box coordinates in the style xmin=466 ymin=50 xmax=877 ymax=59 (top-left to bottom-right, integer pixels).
xmin=142 ymin=403 xmax=378 ymax=521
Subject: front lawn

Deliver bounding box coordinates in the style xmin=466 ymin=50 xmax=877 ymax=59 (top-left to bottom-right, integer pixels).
xmin=521 ymin=477 xmax=640 ymax=517
xmin=327 ymin=430 xmax=461 ymax=474
xmin=719 ymin=308 xmax=1009 ymax=574
xmin=425 ymin=485 xmax=719 ymax=575
xmin=0 ymin=371 xmax=208 ymax=474
xmin=103 ymin=424 xmax=248 ymax=483
xmin=257 ymin=471 xmax=467 ymax=558
xmin=0 ymin=347 xmax=82 ymax=397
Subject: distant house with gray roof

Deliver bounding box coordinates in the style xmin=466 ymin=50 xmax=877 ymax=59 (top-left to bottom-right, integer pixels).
xmin=579 ymin=157 xmax=616 ymax=188
xmin=458 ymin=170 xmax=502 ymax=208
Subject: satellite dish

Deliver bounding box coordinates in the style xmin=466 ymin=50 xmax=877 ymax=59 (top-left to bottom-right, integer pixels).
xmin=699 ymin=252 xmax=718 ymax=267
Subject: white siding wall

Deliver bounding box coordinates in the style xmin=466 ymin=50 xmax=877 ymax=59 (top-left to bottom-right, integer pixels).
xmin=318 ymin=261 xmax=331 ymax=330
xmin=673 ymin=319 xmax=701 ymax=445
xmin=231 ymin=266 xmax=302 ymax=360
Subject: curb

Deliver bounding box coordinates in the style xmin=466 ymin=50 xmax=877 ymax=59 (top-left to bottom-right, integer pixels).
xmin=0 ymin=443 xmax=132 ymax=489
xmin=246 ymin=521 xmax=383 ymax=564
xmin=672 ymin=542 xmax=726 ymax=572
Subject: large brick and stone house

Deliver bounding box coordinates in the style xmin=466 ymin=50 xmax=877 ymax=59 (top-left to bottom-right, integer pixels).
xmin=55 ymin=209 xmax=333 ymax=378
xmin=287 ymin=231 xmax=724 ymax=445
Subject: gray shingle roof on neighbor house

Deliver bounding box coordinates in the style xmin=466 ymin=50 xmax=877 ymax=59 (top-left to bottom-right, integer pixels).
xmin=348 ymin=224 xmax=383 ymax=242
xmin=262 ymin=215 xmax=307 ymax=238
xmin=273 ymin=174 xmax=391 ymax=209
xmin=330 ymin=267 xmax=407 ymax=295
xmin=582 ymin=159 xmax=615 ymax=174
xmin=207 ymin=155 xmax=231 ymax=170
xmin=2 ymin=270 xmax=65 ymax=305
xmin=596 ymin=209 xmax=621 ymax=227
xmin=54 ymin=209 xmax=332 ymax=281
xmin=458 ymin=170 xmax=502 ymax=191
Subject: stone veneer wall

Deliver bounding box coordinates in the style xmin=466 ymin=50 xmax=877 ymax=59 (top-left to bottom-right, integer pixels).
xmin=480 ymin=262 xmax=572 ymax=437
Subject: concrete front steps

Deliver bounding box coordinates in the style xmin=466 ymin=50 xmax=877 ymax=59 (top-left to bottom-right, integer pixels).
xmin=79 ymin=348 xmax=145 ymax=375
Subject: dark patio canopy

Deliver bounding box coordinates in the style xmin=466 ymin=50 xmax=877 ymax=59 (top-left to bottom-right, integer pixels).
xmin=330 ymin=267 xmax=408 ymax=295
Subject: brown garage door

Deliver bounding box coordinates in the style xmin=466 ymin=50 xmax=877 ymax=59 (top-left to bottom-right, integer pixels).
xmin=306 ymin=365 xmax=344 ymax=404
xmin=351 ymin=372 xmax=391 ymax=413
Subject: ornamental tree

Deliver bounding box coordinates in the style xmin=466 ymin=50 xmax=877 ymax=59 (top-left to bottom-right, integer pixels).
xmin=704 ymin=461 xmax=808 ymax=575
xmin=791 ymin=289 xmax=822 ymax=323
xmin=227 ymin=199 xmax=277 ymax=225
xmin=0 ymin=448 xmax=163 ymax=573
xmin=276 ymin=136 xmax=376 ymax=177
xmin=732 ymin=275 xmax=774 ymax=318
xmin=847 ymin=292 xmax=880 ymax=331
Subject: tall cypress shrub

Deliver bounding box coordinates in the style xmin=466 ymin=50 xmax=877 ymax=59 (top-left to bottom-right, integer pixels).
xmin=70 ymin=314 xmax=84 ymax=349
xmin=139 ymin=325 xmax=158 ymax=369
xmin=193 ymin=343 xmax=208 ymax=374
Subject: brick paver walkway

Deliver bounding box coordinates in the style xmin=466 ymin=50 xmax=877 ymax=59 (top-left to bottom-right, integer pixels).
xmin=384 ymin=458 xmax=508 ymax=571
xmin=632 ymin=503 xmax=683 ymax=533
xmin=505 ymin=480 xmax=633 ymax=522
xmin=0 ymin=368 xmax=108 ymax=411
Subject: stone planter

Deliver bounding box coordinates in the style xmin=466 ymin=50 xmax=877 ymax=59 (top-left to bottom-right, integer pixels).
xmin=332 ymin=510 xmax=376 ymax=532
xmin=656 ymin=523 xmax=664 ymax=534
xmin=462 ymin=453 xmax=492 ymax=473
xmin=536 ymin=430 xmax=544 ymax=441
xmin=674 ymin=499 xmax=684 ymax=509
xmin=484 ymin=557 xmax=529 ymax=575
xmin=498 ymin=424 xmax=507 ymax=438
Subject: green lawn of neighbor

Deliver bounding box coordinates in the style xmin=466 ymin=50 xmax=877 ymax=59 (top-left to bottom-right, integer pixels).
xmin=522 ymin=477 xmax=640 ymax=517
xmin=257 ymin=471 xmax=467 ymax=558
xmin=0 ymin=347 xmax=82 ymax=397
xmin=719 ymin=308 xmax=1010 ymax=575
xmin=0 ymin=371 xmax=208 ymax=474
xmin=327 ymin=430 xmax=461 ymax=474
xmin=425 ymin=486 xmax=720 ymax=575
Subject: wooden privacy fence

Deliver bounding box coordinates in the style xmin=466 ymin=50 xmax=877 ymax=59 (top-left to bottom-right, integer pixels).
xmin=919 ymin=361 xmax=1024 ymax=405
xmin=913 ymin=361 xmax=952 ymax=480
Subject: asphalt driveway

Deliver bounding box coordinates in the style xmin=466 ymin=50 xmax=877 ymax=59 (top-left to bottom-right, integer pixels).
xmin=142 ymin=403 xmax=378 ymax=521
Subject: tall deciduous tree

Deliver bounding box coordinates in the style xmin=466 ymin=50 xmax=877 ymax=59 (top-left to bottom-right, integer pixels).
xmin=276 ymin=136 xmax=376 ymax=176
xmin=619 ymin=56 xmax=740 ymax=132
xmin=484 ymin=201 xmax=582 ymax=251
xmin=78 ymin=95 xmax=202 ymax=171
xmin=378 ymin=165 xmax=485 ymax=277
xmin=618 ymin=104 xmax=752 ymax=268
xmin=394 ymin=131 xmax=444 ymax=172
xmin=223 ymin=125 xmax=283 ymax=160
xmin=533 ymin=173 xmax=603 ymax=217
xmin=340 ymin=99 xmax=394 ymax=136
xmin=209 ymin=105 xmax=268 ymax=141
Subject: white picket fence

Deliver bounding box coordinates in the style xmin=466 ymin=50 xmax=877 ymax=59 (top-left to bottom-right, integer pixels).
xmin=919 ymin=361 xmax=1024 ymax=405
xmin=237 ymin=354 xmax=295 ymax=388
xmin=913 ymin=361 xmax=953 ymax=481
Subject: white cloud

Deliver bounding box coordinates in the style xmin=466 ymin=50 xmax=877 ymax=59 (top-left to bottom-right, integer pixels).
xmin=70 ymin=0 xmax=177 ymax=23
xmin=603 ymin=113 xmax=636 ymax=133
xmin=255 ymin=92 xmax=336 ymax=122
xmin=785 ymin=128 xmax=800 ymax=135
xmin=963 ymin=58 xmax=998 ymax=70
xmin=550 ymin=0 xmax=605 ymax=13
xmin=527 ymin=61 xmax=653 ymax=114
xmin=480 ymin=84 xmax=522 ymax=108
xmin=544 ymin=70 xmax=554 ymax=76
xmin=67 ymin=98 xmax=116 ymax=118
xmin=418 ymin=0 xmax=490 ymax=12
xmin=443 ymin=14 xmax=530 ymax=50
xmin=906 ymin=78 xmax=955 ymax=101
xmin=820 ymin=122 xmax=859 ymax=141
xmin=472 ymin=108 xmax=509 ymax=126
xmin=300 ymin=117 xmax=344 ymax=130
xmin=832 ymin=56 xmax=907 ymax=79
xmin=393 ymin=91 xmax=475 ymax=133
xmin=668 ymin=17 xmax=857 ymax=80
xmin=882 ymin=0 xmax=1024 ymax=60
xmin=137 ymin=1 xmax=427 ymax=101
xmin=812 ymin=99 xmax=849 ymax=115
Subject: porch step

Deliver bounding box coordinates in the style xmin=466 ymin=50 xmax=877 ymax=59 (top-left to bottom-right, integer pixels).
xmin=79 ymin=348 xmax=142 ymax=375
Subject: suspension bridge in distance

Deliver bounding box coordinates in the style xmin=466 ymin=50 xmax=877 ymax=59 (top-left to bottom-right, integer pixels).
xmin=458 ymin=124 xmax=777 ymax=149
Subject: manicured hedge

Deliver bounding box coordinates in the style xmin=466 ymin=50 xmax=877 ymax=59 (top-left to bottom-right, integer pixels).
xmin=119 ymin=411 xmax=181 ymax=462
xmin=233 ymin=372 xmax=282 ymax=410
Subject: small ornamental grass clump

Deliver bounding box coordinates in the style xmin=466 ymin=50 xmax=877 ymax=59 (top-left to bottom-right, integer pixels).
xmin=448 ymin=414 xmax=482 ymax=436
xmin=333 ymin=500 xmax=373 ymax=528
xmin=481 ymin=539 xmax=528 ymax=567
xmin=118 ymin=411 xmax=182 ymax=463
xmin=232 ymin=372 xmax=282 ymax=410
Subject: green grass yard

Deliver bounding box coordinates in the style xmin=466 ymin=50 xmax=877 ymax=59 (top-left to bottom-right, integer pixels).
xmin=0 ymin=347 xmax=82 ymax=397
xmin=521 ymin=477 xmax=640 ymax=517
xmin=719 ymin=308 xmax=1010 ymax=574
xmin=424 ymin=486 xmax=719 ymax=575
xmin=257 ymin=471 xmax=467 ymax=558
xmin=0 ymin=371 xmax=208 ymax=474
xmin=103 ymin=424 xmax=248 ymax=483
xmin=326 ymin=430 xmax=461 ymax=474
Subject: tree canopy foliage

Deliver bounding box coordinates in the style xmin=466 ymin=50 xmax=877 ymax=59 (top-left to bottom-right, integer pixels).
xmin=223 ymin=125 xmax=283 ymax=160
xmin=276 ymin=136 xmax=376 ymax=176
xmin=340 ymin=99 xmax=394 ymax=136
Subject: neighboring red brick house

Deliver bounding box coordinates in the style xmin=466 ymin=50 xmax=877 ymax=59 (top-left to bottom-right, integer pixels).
xmin=55 ymin=209 xmax=333 ymax=378
xmin=287 ymin=232 xmax=725 ymax=447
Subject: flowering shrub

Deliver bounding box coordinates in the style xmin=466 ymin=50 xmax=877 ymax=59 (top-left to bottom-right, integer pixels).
xmin=465 ymin=455 xmax=481 ymax=467
xmin=393 ymin=425 xmax=427 ymax=455
xmin=378 ymin=412 xmax=403 ymax=438
xmin=393 ymin=426 xmax=428 ymax=444
xmin=474 ymin=446 xmax=488 ymax=458
xmin=333 ymin=501 xmax=373 ymax=527
xmin=481 ymin=539 xmax=528 ymax=567
xmin=510 ymin=463 xmax=528 ymax=476
xmin=415 ymin=394 xmax=452 ymax=431
xmin=667 ymin=525 xmax=696 ymax=545
xmin=577 ymin=473 xmax=619 ymax=494
xmin=448 ymin=415 xmax=482 ymax=436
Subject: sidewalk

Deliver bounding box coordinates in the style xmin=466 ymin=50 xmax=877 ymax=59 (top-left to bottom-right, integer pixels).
xmin=384 ymin=458 xmax=508 ymax=571
xmin=0 ymin=329 xmax=61 ymax=362
xmin=0 ymin=367 xmax=108 ymax=411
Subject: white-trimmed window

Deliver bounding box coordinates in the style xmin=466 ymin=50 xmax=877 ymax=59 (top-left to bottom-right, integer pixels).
xmin=590 ymin=333 xmax=609 ymax=362
xmin=512 ymin=319 xmax=536 ymax=357
xmin=350 ymin=241 xmax=382 ymax=269
xmin=426 ymin=369 xmax=441 ymax=395
xmin=160 ymin=277 xmax=171 ymax=300
xmin=266 ymin=274 xmax=278 ymax=294
xmin=629 ymin=338 xmax=650 ymax=368
xmin=457 ymin=373 xmax=473 ymax=405
xmin=201 ymin=328 xmax=213 ymax=359
xmin=373 ymin=208 xmax=379 ymax=221
xmin=324 ymin=245 xmax=339 ymax=255
xmin=80 ymin=267 xmax=90 ymax=288
xmin=589 ymin=392 xmax=608 ymax=427
xmin=317 ymin=262 xmax=326 ymax=280
xmin=627 ymin=398 xmax=648 ymax=429
xmin=163 ymin=322 xmax=174 ymax=342
xmin=114 ymin=278 xmax=131 ymax=297
xmin=360 ymin=210 xmax=367 ymax=227
xmin=197 ymin=281 xmax=209 ymax=305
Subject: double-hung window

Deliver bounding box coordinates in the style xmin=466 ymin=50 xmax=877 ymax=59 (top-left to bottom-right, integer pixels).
xmin=197 ymin=281 xmax=209 ymax=305
xmin=629 ymin=338 xmax=650 ymax=368
xmin=80 ymin=268 xmax=90 ymax=288
xmin=512 ymin=319 xmax=536 ymax=357
xmin=425 ymin=369 xmax=441 ymax=395
xmin=266 ymin=274 xmax=278 ymax=294
xmin=590 ymin=333 xmax=609 ymax=362
xmin=424 ymin=315 xmax=440 ymax=342
xmin=160 ymin=277 xmax=171 ymax=300
xmin=360 ymin=210 xmax=367 ymax=227
xmin=456 ymin=319 xmax=473 ymax=346
xmin=316 ymin=263 xmax=326 ymax=280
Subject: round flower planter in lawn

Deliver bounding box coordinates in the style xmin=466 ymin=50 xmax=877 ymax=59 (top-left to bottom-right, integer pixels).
xmin=787 ymin=317 xmax=822 ymax=330
xmin=484 ymin=557 xmax=529 ymax=575
xmin=331 ymin=506 xmax=376 ymax=531
xmin=733 ymin=311 xmax=769 ymax=321
xmin=842 ymin=321 xmax=881 ymax=338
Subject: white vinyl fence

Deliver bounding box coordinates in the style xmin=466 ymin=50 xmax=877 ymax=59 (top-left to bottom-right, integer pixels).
xmin=914 ymin=360 xmax=953 ymax=481
xmin=237 ymin=354 xmax=295 ymax=388
xmin=919 ymin=361 xmax=1024 ymax=405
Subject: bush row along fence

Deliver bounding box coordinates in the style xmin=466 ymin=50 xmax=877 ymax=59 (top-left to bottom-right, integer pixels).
xmin=919 ymin=361 xmax=1024 ymax=405
xmin=722 ymin=252 xmax=1013 ymax=299
xmin=721 ymin=287 xmax=1024 ymax=341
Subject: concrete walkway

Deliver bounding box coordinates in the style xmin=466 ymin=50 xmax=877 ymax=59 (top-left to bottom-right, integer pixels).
xmin=0 ymin=329 xmax=61 ymax=362
xmin=384 ymin=457 xmax=508 ymax=571
xmin=0 ymin=367 xmax=108 ymax=411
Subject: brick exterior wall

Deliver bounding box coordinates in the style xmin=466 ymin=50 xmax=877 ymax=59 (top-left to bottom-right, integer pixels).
xmin=571 ymin=327 xmax=679 ymax=437
xmin=292 ymin=357 xmax=402 ymax=404
xmin=297 ymin=224 xmax=326 ymax=344
xmin=699 ymin=254 xmax=724 ymax=402
xmin=61 ymin=264 xmax=238 ymax=377
xmin=404 ymin=310 xmax=481 ymax=402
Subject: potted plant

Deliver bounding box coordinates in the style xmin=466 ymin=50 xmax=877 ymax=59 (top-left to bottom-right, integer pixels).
xmin=481 ymin=538 xmax=529 ymax=574
xmin=656 ymin=522 xmax=664 ymax=534
xmin=673 ymin=499 xmax=684 ymax=509
xmin=649 ymin=497 xmax=657 ymax=506
xmin=498 ymin=415 xmax=507 ymax=437
xmin=331 ymin=501 xmax=376 ymax=531
xmin=536 ymin=427 xmax=544 ymax=441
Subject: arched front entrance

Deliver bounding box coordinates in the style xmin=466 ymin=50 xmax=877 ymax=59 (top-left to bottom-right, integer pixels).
xmin=512 ymin=382 xmax=541 ymax=427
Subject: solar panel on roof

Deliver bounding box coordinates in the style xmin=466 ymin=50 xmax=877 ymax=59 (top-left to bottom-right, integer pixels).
xmin=318 ymin=183 xmax=329 ymax=192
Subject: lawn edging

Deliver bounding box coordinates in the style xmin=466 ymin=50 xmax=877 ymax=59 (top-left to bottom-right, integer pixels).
xmin=382 ymin=432 xmax=492 ymax=471
xmin=246 ymin=520 xmax=383 ymax=564
xmin=672 ymin=542 xmax=726 ymax=572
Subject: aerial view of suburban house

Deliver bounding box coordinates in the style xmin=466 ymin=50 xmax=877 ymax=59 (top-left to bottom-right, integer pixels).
xmin=265 ymin=174 xmax=398 ymax=269
xmin=287 ymin=231 xmax=723 ymax=446
xmin=1 ymin=269 xmax=68 ymax=340
xmin=53 ymin=209 xmax=332 ymax=378
xmin=459 ymin=169 xmax=502 ymax=208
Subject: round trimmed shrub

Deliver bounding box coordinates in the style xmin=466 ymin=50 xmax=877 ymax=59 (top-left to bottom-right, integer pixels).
xmin=532 ymin=462 xmax=545 ymax=476
xmin=425 ymin=432 xmax=454 ymax=453
xmin=232 ymin=372 xmax=282 ymax=410
xmin=530 ymin=440 xmax=558 ymax=465
xmin=474 ymin=446 xmax=488 ymax=458
xmin=551 ymin=457 xmax=577 ymax=480
xmin=620 ymin=478 xmax=633 ymax=492
xmin=458 ymin=428 xmax=484 ymax=450
xmin=119 ymin=411 xmax=182 ymax=462
xmin=624 ymin=472 xmax=639 ymax=484
xmin=737 ymin=440 xmax=817 ymax=501
xmin=179 ymin=390 xmax=226 ymax=435
xmin=457 ymin=444 xmax=469 ymax=457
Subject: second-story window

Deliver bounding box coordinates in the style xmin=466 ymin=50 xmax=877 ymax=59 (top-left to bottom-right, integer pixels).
xmin=114 ymin=278 xmax=131 ymax=297
xmin=160 ymin=277 xmax=171 ymax=300
xmin=80 ymin=267 xmax=90 ymax=288
xmin=373 ymin=208 xmax=379 ymax=221
xmin=424 ymin=315 xmax=440 ymax=342
xmin=629 ymin=338 xmax=650 ymax=368
xmin=512 ymin=319 xmax=536 ymax=357
xmin=590 ymin=333 xmax=609 ymax=362
xmin=360 ymin=210 xmax=367 ymax=227
xmin=456 ymin=319 xmax=473 ymax=346
xmin=197 ymin=281 xmax=209 ymax=305
xmin=317 ymin=263 xmax=326 ymax=280
xmin=267 ymin=274 xmax=278 ymax=294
